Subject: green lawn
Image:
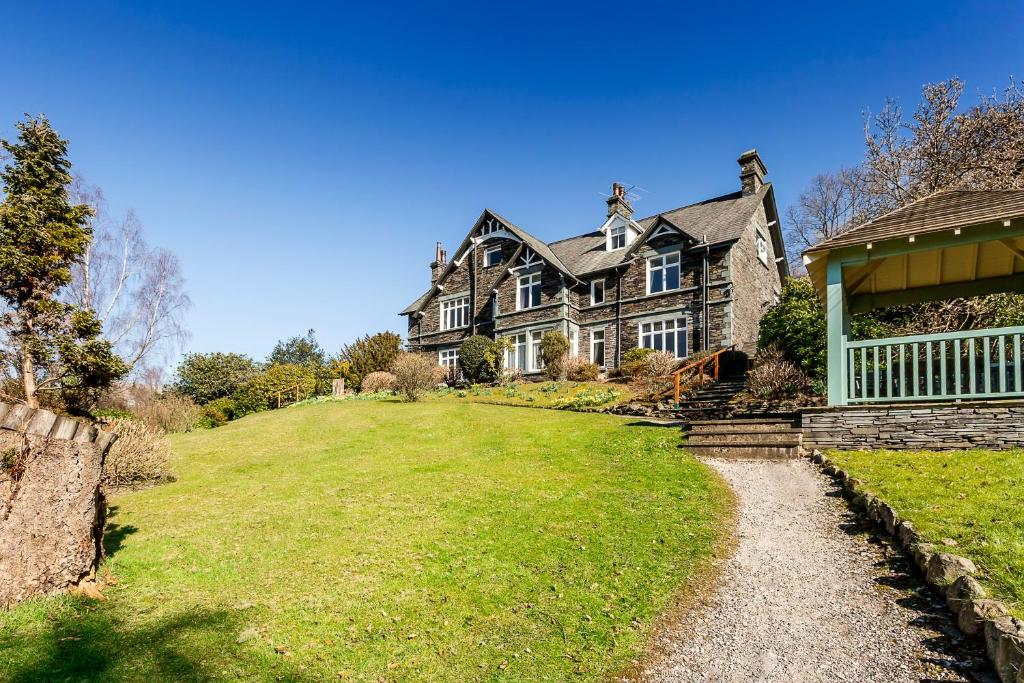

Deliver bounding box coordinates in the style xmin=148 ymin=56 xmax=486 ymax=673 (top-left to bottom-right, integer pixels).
xmin=432 ymin=381 xmax=632 ymax=410
xmin=830 ymin=449 xmax=1024 ymax=617
xmin=0 ymin=400 xmax=730 ymax=682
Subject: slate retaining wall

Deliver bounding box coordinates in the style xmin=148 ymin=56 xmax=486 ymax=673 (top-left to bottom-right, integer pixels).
xmin=801 ymin=400 xmax=1024 ymax=451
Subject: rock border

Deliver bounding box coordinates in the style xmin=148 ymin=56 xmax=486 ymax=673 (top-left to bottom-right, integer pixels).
xmin=808 ymin=449 xmax=1024 ymax=683
xmin=0 ymin=401 xmax=116 ymax=452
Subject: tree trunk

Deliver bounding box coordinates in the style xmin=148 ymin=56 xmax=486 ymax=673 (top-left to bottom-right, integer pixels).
xmin=21 ymin=350 xmax=38 ymax=409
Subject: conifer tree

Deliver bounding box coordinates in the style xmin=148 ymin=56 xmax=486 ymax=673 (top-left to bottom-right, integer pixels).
xmin=0 ymin=115 xmax=127 ymax=409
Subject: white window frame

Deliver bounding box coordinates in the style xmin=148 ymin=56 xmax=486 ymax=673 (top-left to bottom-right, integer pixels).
xmin=609 ymin=224 xmax=626 ymax=250
xmin=646 ymin=251 xmax=681 ymax=295
xmin=484 ymin=246 xmax=502 ymax=267
xmin=590 ymin=328 xmax=606 ymax=368
xmin=568 ymin=326 xmax=579 ymax=357
xmin=590 ymin=278 xmax=606 ymax=305
xmin=517 ymin=272 xmax=542 ymax=310
xmin=440 ymin=296 xmax=470 ymax=331
xmin=504 ymin=328 xmax=550 ymax=372
xmin=637 ymin=315 xmax=689 ymax=360
xmin=438 ymin=348 xmax=460 ymax=367
xmin=756 ymin=229 xmax=769 ymax=266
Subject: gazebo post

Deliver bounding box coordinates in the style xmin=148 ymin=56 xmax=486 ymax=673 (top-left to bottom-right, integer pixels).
xmin=826 ymin=256 xmax=850 ymax=406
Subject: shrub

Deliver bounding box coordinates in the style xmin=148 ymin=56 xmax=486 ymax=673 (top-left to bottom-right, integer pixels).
xmin=630 ymin=351 xmax=680 ymax=400
xmin=136 ymin=394 xmax=202 ymax=433
xmin=101 ymin=418 xmax=174 ymax=488
xmin=361 ymin=371 xmax=396 ymax=393
xmin=746 ymin=345 xmax=811 ymax=400
xmin=339 ymin=332 xmax=402 ymax=390
xmin=621 ymin=347 xmax=655 ymax=379
xmin=561 ymin=355 xmax=600 ymax=381
xmin=232 ymin=363 xmax=317 ymax=417
xmin=172 ymin=352 xmax=260 ymax=404
xmin=541 ymin=331 xmax=570 ymax=379
xmin=459 ymin=335 xmax=495 ymax=383
xmin=391 ymin=353 xmax=439 ymax=401
xmin=199 ymin=396 xmax=238 ymax=427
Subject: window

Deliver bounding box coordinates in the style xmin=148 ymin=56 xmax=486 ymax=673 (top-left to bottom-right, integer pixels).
xmin=531 ymin=331 xmax=545 ymax=370
xmin=639 ymin=317 xmax=688 ymax=359
xmin=507 ymin=333 xmax=528 ymax=371
xmin=590 ymin=279 xmax=606 ymax=305
xmin=517 ymin=272 xmax=541 ymax=310
xmin=568 ymin=327 xmax=579 ymax=357
xmin=610 ymin=224 xmax=626 ymax=250
xmin=440 ymin=296 xmax=470 ymax=330
xmin=756 ymin=230 xmax=769 ymax=266
xmin=648 ymin=252 xmax=681 ymax=294
xmin=485 ymin=246 xmax=502 ymax=267
xmin=591 ymin=329 xmax=606 ymax=367
xmin=438 ymin=348 xmax=459 ymax=367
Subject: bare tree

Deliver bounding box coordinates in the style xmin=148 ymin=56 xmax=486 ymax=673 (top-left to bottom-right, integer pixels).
xmin=65 ymin=176 xmax=191 ymax=379
xmin=784 ymin=167 xmax=867 ymax=268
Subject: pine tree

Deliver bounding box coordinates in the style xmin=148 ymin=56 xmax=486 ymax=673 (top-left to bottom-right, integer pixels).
xmin=0 ymin=115 xmax=127 ymax=409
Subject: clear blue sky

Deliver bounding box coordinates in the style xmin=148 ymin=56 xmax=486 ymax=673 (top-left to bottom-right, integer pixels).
xmin=2 ymin=2 xmax=1022 ymax=367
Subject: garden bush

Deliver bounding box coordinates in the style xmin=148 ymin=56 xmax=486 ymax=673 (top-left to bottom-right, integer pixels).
xmin=746 ymin=345 xmax=811 ymax=400
xmin=232 ymin=363 xmax=317 ymax=417
xmin=101 ymin=418 xmax=174 ymax=489
xmin=360 ymin=371 xmax=396 ymax=394
xmin=339 ymin=332 xmax=402 ymax=390
xmin=630 ymin=351 xmax=680 ymax=400
xmin=459 ymin=335 xmax=495 ymax=383
xmin=391 ymin=353 xmax=439 ymax=401
xmin=541 ymin=331 xmax=570 ymax=380
xmin=136 ymin=394 xmax=202 ymax=433
xmin=172 ymin=352 xmax=260 ymax=404
xmin=621 ymin=347 xmax=655 ymax=379
xmin=561 ymin=355 xmax=600 ymax=381
xmin=198 ymin=397 xmax=238 ymax=427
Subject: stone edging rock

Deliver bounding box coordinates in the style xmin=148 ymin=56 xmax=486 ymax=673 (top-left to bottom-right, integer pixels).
xmin=808 ymin=450 xmax=1024 ymax=683
xmin=0 ymin=401 xmax=116 ymax=453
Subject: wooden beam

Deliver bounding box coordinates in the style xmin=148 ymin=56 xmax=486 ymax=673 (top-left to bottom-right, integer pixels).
xmin=826 ymin=257 xmax=850 ymax=406
xmin=850 ymin=273 xmax=1024 ymax=313
xmin=846 ymin=259 xmax=885 ymax=294
xmin=934 ymin=248 xmax=943 ymax=287
xmin=998 ymin=238 xmax=1024 ymax=262
xmin=968 ymin=242 xmax=980 ymax=281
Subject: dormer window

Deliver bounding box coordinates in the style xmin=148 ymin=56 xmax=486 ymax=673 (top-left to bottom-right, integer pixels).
xmin=610 ymin=224 xmax=626 ymax=250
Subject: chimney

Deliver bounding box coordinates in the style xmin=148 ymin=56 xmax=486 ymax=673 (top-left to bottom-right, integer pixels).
xmin=606 ymin=182 xmax=633 ymax=220
xmin=738 ymin=149 xmax=767 ymax=196
xmin=430 ymin=241 xmax=447 ymax=284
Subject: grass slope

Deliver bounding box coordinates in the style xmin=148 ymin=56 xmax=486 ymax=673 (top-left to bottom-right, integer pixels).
xmin=432 ymin=381 xmax=632 ymax=409
xmin=1 ymin=400 xmax=729 ymax=682
xmin=830 ymin=449 xmax=1024 ymax=617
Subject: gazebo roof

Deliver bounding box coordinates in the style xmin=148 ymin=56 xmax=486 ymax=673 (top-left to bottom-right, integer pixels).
xmin=804 ymin=189 xmax=1024 ymax=312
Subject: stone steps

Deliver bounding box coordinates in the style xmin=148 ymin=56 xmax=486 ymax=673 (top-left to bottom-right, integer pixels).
xmin=684 ymin=417 xmax=802 ymax=459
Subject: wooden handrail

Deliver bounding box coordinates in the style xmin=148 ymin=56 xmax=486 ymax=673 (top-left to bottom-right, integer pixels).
xmin=673 ymin=345 xmax=736 ymax=404
xmin=276 ymin=384 xmax=304 ymax=409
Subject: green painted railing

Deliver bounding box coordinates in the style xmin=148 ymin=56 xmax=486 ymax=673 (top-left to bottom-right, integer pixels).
xmin=845 ymin=326 xmax=1024 ymax=403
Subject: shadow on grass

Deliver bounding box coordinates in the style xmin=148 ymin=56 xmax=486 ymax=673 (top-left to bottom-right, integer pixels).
xmin=102 ymin=506 xmax=137 ymax=559
xmin=1 ymin=599 xmax=315 ymax=683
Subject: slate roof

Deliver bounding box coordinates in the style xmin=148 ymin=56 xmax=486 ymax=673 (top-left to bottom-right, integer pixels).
xmin=401 ymin=184 xmax=773 ymax=314
xmin=805 ymin=189 xmax=1024 ymax=253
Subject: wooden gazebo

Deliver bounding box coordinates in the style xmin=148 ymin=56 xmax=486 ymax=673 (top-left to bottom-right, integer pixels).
xmin=803 ymin=190 xmax=1024 ymax=406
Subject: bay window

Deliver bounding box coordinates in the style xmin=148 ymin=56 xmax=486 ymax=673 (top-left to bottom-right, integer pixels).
xmin=648 ymin=252 xmax=681 ymax=294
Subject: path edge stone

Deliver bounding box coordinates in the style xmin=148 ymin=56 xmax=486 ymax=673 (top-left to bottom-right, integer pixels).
xmin=807 ymin=449 xmax=1022 ymax=683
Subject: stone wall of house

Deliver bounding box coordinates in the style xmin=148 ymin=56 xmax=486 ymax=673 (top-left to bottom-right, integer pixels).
xmin=727 ymin=202 xmax=782 ymax=354
xmin=801 ymin=401 xmax=1024 ymax=451
xmin=0 ymin=403 xmax=116 ymax=608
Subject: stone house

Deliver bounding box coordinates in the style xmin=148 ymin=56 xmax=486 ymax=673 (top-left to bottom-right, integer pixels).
xmin=400 ymin=150 xmax=788 ymax=374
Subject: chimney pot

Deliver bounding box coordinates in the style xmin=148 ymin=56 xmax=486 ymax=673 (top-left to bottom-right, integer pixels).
xmin=430 ymin=241 xmax=447 ymax=284
xmin=606 ymin=182 xmax=633 ymax=219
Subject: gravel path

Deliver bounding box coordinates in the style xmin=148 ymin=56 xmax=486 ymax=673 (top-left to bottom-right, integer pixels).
xmin=635 ymin=458 xmax=993 ymax=683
